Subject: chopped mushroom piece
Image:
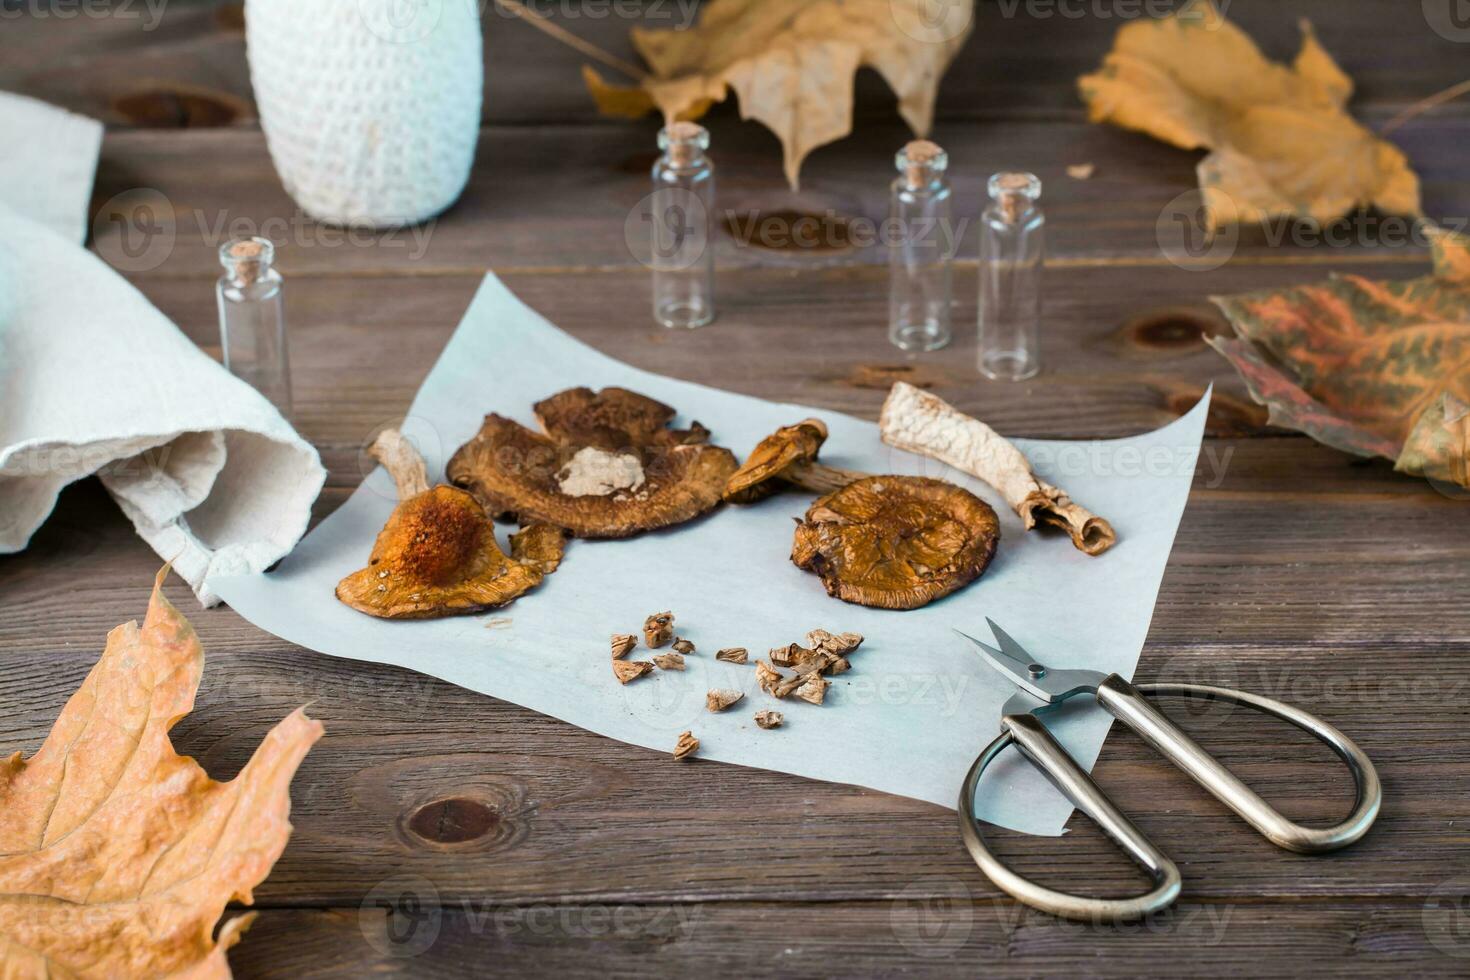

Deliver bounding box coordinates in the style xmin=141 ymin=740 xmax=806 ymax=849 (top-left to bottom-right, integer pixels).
xmin=653 ymin=652 xmax=686 ymax=671
xmin=335 ymin=430 xmax=566 ymax=620
xmin=881 ymin=382 xmax=1116 ymax=555
xmin=754 ymin=710 xmax=784 ymax=730
xmin=715 ymin=647 xmax=749 ymax=664
xmin=791 ymin=476 xmax=1000 ymax=610
xmin=447 ymin=387 xmax=737 ymax=538
xmin=755 ymin=660 xmax=785 ymax=697
xmin=644 ymin=612 xmax=675 ymax=648
xmin=807 ymin=630 xmax=864 ymax=656
xmin=672 ymin=637 xmax=696 ymax=655
xmin=613 ymin=660 xmax=654 ymax=684
xmin=769 ymin=643 xmax=812 ymax=668
xmin=611 ymin=633 xmax=638 ymax=659
xmin=706 ymin=689 xmax=745 ymax=712
xmin=724 ymin=419 xmax=870 ymax=503
xmin=795 ymin=675 xmax=829 ymax=705
xmin=673 ymin=731 xmax=699 ymax=760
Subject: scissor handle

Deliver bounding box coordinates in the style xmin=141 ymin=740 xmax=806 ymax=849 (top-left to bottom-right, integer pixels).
xmin=1101 ymin=676 xmax=1381 ymax=853
xmin=959 ymin=713 xmax=1182 ymax=922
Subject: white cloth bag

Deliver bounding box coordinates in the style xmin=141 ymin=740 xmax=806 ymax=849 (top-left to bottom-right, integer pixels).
xmin=0 ymin=92 xmax=325 ymax=605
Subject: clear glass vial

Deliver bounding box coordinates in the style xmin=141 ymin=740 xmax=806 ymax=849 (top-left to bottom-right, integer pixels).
xmin=978 ymin=171 xmax=1044 ymax=381
xmin=650 ymin=121 xmax=716 ymax=329
xmin=888 ymin=140 xmax=954 ymax=352
xmin=216 ymin=236 xmax=293 ymax=417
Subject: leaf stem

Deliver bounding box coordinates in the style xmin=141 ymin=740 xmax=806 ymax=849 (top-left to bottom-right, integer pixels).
xmin=491 ymin=0 xmax=649 ymax=82
xmin=1381 ymin=78 xmax=1470 ymax=135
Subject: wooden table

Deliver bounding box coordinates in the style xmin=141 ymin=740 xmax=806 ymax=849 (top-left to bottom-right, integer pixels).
xmin=4 ymin=2 xmax=1469 ymax=975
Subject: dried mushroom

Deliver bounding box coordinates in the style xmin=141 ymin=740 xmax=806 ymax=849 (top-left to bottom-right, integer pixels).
xmin=611 ymin=633 xmax=638 ymax=659
xmin=881 ymin=382 xmax=1116 ymax=555
xmin=614 ymin=660 xmax=654 ymax=684
xmin=755 ymin=660 xmax=785 ymax=697
xmin=754 ymin=710 xmax=784 ymax=730
xmin=724 ymin=419 xmax=869 ymax=503
xmin=447 ymin=387 xmax=737 ymax=538
xmin=673 ymin=731 xmax=699 ymax=760
xmin=336 ymin=430 xmax=565 ymax=620
xmin=644 ymin=611 xmax=675 ymax=648
xmin=716 ymin=647 xmax=748 ymax=664
xmin=653 ymin=652 xmax=686 ymax=671
xmin=795 ymin=675 xmax=829 ymax=705
xmin=672 ymin=637 xmax=696 ymax=655
xmin=791 ymin=476 xmax=999 ymax=610
xmin=706 ymin=689 xmax=744 ymax=712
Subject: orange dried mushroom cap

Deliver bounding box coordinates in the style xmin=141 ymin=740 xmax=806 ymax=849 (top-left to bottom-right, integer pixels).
xmin=791 ymin=476 xmax=1000 ymax=610
xmin=336 ymin=430 xmax=565 ymax=620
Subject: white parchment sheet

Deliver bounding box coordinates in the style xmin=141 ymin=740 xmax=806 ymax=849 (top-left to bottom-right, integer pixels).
xmin=212 ymin=274 xmax=1209 ymax=837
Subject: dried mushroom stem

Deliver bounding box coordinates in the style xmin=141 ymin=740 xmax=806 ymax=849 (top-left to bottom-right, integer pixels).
xmin=781 ymin=460 xmax=873 ymax=495
xmin=879 ymin=382 xmax=1117 ymax=556
xmin=369 ymin=429 xmax=431 ymax=499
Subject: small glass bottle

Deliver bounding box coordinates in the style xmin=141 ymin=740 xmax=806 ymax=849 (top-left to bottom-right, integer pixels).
xmin=216 ymin=236 xmax=293 ymax=417
xmin=978 ymin=171 xmax=1044 ymax=381
xmin=650 ymin=121 xmax=715 ymax=329
xmin=888 ymin=140 xmax=954 ymax=352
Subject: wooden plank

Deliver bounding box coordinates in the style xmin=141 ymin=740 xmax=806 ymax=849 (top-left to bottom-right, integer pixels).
xmin=108 ymin=261 xmax=1470 ymax=457
xmin=7 ymin=0 xmax=1469 ymax=128
xmin=88 ymin=119 xmax=1470 ymax=277
xmin=2 ymin=476 xmax=1464 ymax=906
xmin=227 ymin=900 xmax=1469 ymax=977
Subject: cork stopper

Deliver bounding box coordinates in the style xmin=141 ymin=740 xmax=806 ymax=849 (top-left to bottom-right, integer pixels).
xmin=989 ymin=171 xmax=1042 ymax=224
xmin=897 ymin=139 xmax=947 ymax=190
xmin=659 ymin=122 xmax=710 ymax=168
xmin=220 ymin=237 xmax=274 ymax=285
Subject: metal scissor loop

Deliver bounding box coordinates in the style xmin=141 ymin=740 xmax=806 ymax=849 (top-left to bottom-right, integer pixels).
xmin=956 ymin=620 xmax=1382 ymax=922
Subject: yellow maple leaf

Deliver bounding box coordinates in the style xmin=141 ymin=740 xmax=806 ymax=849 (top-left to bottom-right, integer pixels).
xmin=1078 ymin=0 xmax=1421 ymax=229
xmin=584 ymin=0 xmax=973 ymax=189
xmin=0 ymin=567 xmax=322 ymax=978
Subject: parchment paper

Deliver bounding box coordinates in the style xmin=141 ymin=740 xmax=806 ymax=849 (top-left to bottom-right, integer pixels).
xmin=211 ymin=275 xmax=1209 ymax=837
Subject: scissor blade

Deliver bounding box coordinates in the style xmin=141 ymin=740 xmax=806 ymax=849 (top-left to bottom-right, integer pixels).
xmin=986 ymin=618 xmax=1044 ymax=670
xmin=953 ymin=627 xmax=1053 ymax=702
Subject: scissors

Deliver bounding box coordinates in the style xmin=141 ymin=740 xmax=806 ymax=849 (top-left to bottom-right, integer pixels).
xmin=955 ymin=620 xmax=1381 ymax=922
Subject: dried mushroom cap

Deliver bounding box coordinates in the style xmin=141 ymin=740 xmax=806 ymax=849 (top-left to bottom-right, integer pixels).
xmin=534 ymin=387 xmax=710 ymax=450
xmin=336 ymin=431 xmax=566 ymax=620
xmin=447 ymin=388 xmax=737 ymax=539
xmin=724 ymin=419 xmax=869 ymax=503
xmin=791 ymin=476 xmax=1000 ymax=610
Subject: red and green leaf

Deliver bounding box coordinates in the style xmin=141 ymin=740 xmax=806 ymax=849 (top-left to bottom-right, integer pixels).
xmin=1209 ymin=225 xmax=1470 ymax=489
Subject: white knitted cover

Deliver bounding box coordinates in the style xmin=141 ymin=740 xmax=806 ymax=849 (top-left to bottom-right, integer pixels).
xmin=245 ymin=0 xmax=483 ymax=227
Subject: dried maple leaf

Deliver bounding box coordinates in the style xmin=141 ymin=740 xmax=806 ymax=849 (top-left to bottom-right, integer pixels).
xmin=1078 ymin=0 xmax=1420 ymax=228
xmin=583 ymin=0 xmax=973 ymax=188
xmin=1210 ymin=226 xmax=1470 ymax=490
xmin=0 ymin=567 xmax=322 ymax=978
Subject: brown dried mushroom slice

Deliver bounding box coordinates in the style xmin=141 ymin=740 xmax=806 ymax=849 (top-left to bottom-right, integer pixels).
xmin=336 ymin=430 xmax=565 ymax=620
xmin=534 ymin=387 xmax=710 ymax=450
xmin=791 ymin=476 xmax=1000 ymax=610
xmin=447 ymin=389 xmax=737 ymax=539
xmin=724 ymin=419 xmax=870 ymax=503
